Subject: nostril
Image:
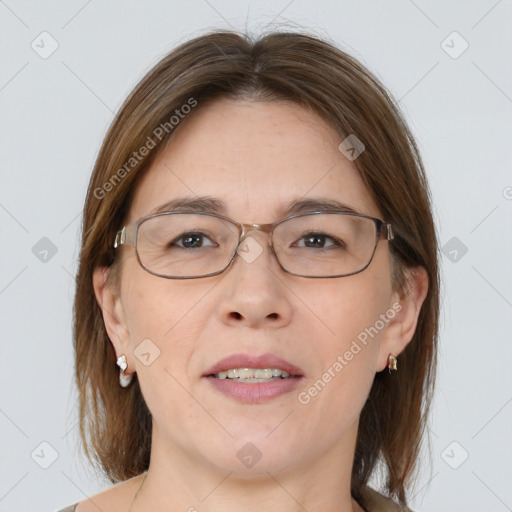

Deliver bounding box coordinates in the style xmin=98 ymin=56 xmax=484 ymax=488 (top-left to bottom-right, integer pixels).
xmin=229 ymin=312 xmax=243 ymax=320
xmin=267 ymin=313 xmax=278 ymax=320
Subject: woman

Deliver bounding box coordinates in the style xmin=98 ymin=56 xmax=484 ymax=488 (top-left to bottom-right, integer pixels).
xmin=59 ymin=29 xmax=438 ymax=512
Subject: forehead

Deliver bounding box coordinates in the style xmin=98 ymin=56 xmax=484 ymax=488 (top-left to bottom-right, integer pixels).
xmin=128 ymin=98 xmax=380 ymax=223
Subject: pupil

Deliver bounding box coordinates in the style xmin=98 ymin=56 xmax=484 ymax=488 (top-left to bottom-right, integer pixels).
xmin=183 ymin=234 xmax=202 ymax=248
xmin=306 ymin=235 xmax=324 ymax=248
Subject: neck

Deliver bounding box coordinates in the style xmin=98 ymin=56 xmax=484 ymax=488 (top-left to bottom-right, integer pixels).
xmin=131 ymin=422 xmax=361 ymax=512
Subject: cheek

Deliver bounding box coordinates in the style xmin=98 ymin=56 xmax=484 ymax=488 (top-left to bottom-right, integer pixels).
xmin=292 ymin=278 xmax=388 ymax=447
xmin=121 ymin=273 xmax=212 ymax=400
xmin=298 ymin=264 xmax=392 ymax=402
xmin=305 ymin=269 xmax=391 ymax=350
xmin=121 ymin=279 xmax=208 ymax=428
xmin=123 ymin=270 xmax=211 ymax=341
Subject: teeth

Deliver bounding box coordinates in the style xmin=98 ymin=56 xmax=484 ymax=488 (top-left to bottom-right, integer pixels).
xmin=214 ymin=368 xmax=292 ymax=380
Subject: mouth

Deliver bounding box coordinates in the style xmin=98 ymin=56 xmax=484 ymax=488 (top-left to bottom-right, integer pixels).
xmin=203 ymin=352 xmax=304 ymax=380
xmin=208 ymin=367 xmax=296 ymax=382
xmin=202 ymin=353 xmax=304 ymax=403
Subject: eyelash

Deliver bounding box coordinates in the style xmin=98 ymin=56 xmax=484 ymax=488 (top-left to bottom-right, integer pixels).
xmin=170 ymin=231 xmax=345 ymax=249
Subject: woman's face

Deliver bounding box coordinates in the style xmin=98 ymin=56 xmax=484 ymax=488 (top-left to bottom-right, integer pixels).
xmin=98 ymin=98 xmax=407 ymax=476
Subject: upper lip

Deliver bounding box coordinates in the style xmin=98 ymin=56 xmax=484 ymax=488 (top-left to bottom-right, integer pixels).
xmin=203 ymin=352 xmax=304 ymax=377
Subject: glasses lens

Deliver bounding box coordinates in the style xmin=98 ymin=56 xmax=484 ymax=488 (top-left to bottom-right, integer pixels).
xmin=137 ymin=213 xmax=239 ymax=277
xmin=135 ymin=212 xmax=378 ymax=278
xmin=273 ymin=213 xmax=378 ymax=277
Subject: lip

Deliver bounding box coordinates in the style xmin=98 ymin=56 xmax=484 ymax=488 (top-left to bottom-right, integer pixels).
xmin=205 ymin=376 xmax=304 ymax=403
xmin=203 ymin=353 xmax=305 ymax=404
xmin=203 ymin=352 xmax=305 ymax=377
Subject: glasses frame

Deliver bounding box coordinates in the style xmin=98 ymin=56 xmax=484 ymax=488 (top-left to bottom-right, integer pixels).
xmin=113 ymin=210 xmax=394 ymax=279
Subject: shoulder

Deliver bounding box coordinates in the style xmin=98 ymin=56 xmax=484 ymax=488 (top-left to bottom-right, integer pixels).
xmin=358 ymin=485 xmax=415 ymax=512
xmin=55 ymin=505 xmax=78 ymax=512
xmin=57 ymin=473 xmax=146 ymax=512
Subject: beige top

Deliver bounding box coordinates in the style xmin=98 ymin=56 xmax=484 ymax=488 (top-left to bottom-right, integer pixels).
xmin=56 ymin=485 xmax=413 ymax=511
xmin=359 ymin=485 xmax=413 ymax=511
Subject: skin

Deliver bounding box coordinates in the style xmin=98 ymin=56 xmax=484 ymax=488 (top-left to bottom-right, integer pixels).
xmin=88 ymin=98 xmax=428 ymax=512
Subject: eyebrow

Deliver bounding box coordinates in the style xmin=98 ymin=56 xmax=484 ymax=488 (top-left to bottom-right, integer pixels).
xmin=149 ymin=195 xmax=361 ymax=218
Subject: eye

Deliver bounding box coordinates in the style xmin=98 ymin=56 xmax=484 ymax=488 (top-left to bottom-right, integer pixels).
xmin=171 ymin=232 xmax=217 ymax=249
xmin=295 ymin=232 xmax=345 ymax=249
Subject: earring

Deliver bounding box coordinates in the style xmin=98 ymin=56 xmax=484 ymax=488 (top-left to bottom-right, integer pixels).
xmin=387 ymin=354 xmax=398 ymax=373
xmin=116 ymin=354 xmax=133 ymax=387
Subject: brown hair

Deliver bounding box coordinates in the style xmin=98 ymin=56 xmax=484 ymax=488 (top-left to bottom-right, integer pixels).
xmin=74 ymin=29 xmax=439 ymax=508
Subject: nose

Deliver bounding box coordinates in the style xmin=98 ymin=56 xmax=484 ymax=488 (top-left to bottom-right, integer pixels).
xmin=216 ymin=232 xmax=293 ymax=329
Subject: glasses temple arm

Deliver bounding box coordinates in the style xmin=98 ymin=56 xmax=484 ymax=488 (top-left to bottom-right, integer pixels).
xmin=383 ymin=223 xmax=394 ymax=241
xmin=113 ymin=224 xmax=137 ymax=248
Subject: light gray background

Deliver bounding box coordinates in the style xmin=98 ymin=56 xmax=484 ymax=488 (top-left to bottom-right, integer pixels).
xmin=1 ymin=1 xmax=511 ymax=511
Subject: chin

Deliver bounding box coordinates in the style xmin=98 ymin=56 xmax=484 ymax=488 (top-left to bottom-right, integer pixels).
xmin=201 ymin=433 xmax=302 ymax=476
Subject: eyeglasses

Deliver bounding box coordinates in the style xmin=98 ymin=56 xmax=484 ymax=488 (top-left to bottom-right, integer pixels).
xmin=113 ymin=210 xmax=394 ymax=279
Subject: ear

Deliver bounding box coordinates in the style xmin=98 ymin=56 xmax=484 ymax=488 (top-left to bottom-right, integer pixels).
xmin=377 ymin=265 xmax=429 ymax=372
xmin=92 ymin=266 xmax=134 ymax=374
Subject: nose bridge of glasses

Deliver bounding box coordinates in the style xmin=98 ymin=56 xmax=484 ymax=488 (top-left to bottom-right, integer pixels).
xmin=240 ymin=222 xmax=274 ymax=245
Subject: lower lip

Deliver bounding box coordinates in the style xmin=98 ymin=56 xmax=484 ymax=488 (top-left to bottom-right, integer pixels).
xmin=204 ymin=376 xmax=304 ymax=403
